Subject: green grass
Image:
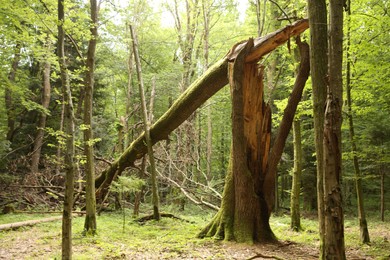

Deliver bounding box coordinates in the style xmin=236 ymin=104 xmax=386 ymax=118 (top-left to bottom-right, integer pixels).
xmin=0 ymin=207 xmax=389 ymax=259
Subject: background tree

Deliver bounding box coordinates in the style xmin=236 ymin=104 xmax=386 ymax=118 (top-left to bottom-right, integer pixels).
xmin=306 ymin=0 xmax=328 ymax=256
xmin=58 ymin=0 xmax=77 ymax=258
xmin=83 ymin=0 xmax=98 ymax=235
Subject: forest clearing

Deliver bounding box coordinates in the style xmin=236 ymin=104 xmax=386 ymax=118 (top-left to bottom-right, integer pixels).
xmin=1 ymin=209 xmax=390 ymax=259
xmin=1 ymin=0 xmax=390 ymax=259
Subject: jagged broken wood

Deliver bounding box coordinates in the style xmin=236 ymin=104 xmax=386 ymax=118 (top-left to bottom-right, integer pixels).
xmin=95 ymin=19 xmax=309 ymax=205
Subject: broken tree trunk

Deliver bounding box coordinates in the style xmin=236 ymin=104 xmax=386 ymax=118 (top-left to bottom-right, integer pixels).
xmin=95 ymin=19 xmax=309 ymax=205
xmin=198 ymin=37 xmax=310 ymax=243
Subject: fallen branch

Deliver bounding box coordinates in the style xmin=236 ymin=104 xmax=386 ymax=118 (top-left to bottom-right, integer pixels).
xmin=14 ymin=211 xmax=86 ymax=215
xmin=247 ymin=252 xmax=286 ymax=260
xmin=0 ymin=214 xmax=83 ymax=231
xmin=0 ymin=216 xmax=62 ymax=231
xmin=10 ymin=185 xmax=64 ymax=189
xmin=157 ymin=169 xmax=220 ymax=211
xmin=136 ymin=213 xmax=193 ymax=224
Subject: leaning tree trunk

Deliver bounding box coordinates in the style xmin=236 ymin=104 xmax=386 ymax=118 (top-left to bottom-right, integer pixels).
xmin=198 ymin=38 xmax=310 ymax=243
xmin=130 ymin=24 xmax=160 ymax=221
xmin=95 ymin=20 xmax=309 ymax=206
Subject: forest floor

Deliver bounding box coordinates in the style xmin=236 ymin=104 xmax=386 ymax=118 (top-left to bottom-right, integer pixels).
xmin=0 ymin=208 xmax=389 ymax=259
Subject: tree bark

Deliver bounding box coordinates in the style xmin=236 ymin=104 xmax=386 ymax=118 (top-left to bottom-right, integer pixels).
xmin=31 ymin=58 xmax=51 ymax=174
xmin=307 ymin=0 xmax=328 ymax=256
xmin=199 ymin=36 xmax=309 ymax=244
xmin=95 ymin=19 xmax=309 ymax=206
xmin=291 ymin=118 xmax=302 ymax=231
xmin=199 ymin=40 xmax=274 ymax=243
xmin=58 ymin=0 xmax=76 ymax=258
xmin=130 ymin=24 xmax=160 ymax=220
xmin=83 ymin=0 xmax=98 ymax=235
xmin=323 ymin=0 xmax=346 ymax=258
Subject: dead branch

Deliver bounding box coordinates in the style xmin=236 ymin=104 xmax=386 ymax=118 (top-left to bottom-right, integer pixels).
xmin=0 ymin=214 xmax=82 ymax=231
xmin=136 ymin=213 xmax=193 ymax=224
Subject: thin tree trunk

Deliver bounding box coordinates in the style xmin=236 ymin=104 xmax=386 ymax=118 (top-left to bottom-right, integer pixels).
xmin=130 ymin=24 xmax=160 ymax=220
xmin=31 ymin=58 xmax=51 ymax=174
xmin=380 ymin=167 xmax=385 ymax=222
xmin=346 ymin=0 xmax=370 ymax=243
xmin=202 ymin=0 xmax=212 ymax=181
xmin=83 ymin=0 xmax=98 ymax=235
xmin=133 ymin=156 xmax=146 ymax=217
xmin=56 ymin=101 xmax=65 ymax=176
xmin=125 ymin=44 xmax=134 ymax=149
xmin=5 ymin=44 xmax=21 ymax=142
xmin=307 ymin=1 xmax=327 ymax=256
xmin=95 ymin=20 xmax=309 ymax=205
xmin=58 ymin=0 xmax=76 ymax=258
xmin=291 ymin=118 xmax=302 ymax=231
xmin=323 ymin=0 xmax=346 ymax=258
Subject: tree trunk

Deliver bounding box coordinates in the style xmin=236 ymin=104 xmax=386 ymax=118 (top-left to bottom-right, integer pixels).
xmin=5 ymin=44 xmax=21 ymax=142
xmin=323 ymin=0 xmax=346 ymax=258
xmin=199 ymin=40 xmax=274 ymax=243
xmin=199 ymin=36 xmax=309 ymax=244
xmin=346 ymin=0 xmax=370 ymax=243
xmin=380 ymin=167 xmax=385 ymax=222
xmin=202 ymin=0 xmax=212 ymax=181
xmin=291 ymin=118 xmax=302 ymax=231
xmin=95 ymin=19 xmax=309 ymax=206
xmin=83 ymin=0 xmax=98 ymax=235
xmin=31 ymin=59 xmax=51 ymax=174
xmin=58 ymin=0 xmax=76 ymax=258
xmin=133 ymin=156 xmax=146 ymax=217
xmin=130 ymin=24 xmax=160 ymax=220
xmin=307 ymin=0 xmax=328 ymax=256
xmin=263 ymin=39 xmax=310 ymax=212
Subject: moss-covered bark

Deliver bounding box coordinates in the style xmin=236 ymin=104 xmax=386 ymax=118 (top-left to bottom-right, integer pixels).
xmin=199 ymin=37 xmax=309 ymax=244
xmin=199 ymin=39 xmax=276 ymax=244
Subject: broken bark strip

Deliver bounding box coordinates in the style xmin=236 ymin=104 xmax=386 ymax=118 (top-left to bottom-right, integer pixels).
xmin=95 ymin=19 xmax=310 ymax=205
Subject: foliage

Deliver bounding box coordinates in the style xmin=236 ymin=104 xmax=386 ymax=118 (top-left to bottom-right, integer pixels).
xmin=111 ymin=175 xmax=145 ymax=194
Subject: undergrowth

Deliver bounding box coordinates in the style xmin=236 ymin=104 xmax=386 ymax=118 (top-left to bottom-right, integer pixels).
xmin=0 ymin=206 xmax=389 ymax=259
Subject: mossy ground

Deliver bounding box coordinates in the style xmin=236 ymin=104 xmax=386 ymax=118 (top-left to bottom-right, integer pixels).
xmin=0 ymin=207 xmax=389 ymax=259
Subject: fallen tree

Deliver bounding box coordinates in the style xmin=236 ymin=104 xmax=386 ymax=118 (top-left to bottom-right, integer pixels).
xmin=95 ymin=19 xmax=309 ymax=205
xmin=0 ymin=213 xmax=85 ymax=231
